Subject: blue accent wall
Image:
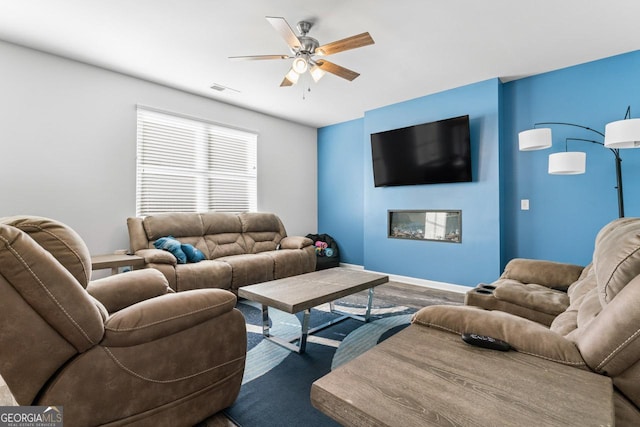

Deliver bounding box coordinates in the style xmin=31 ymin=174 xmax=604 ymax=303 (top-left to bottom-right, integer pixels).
xmin=503 ymin=50 xmax=640 ymax=266
xmin=317 ymin=50 xmax=640 ymax=288
xmin=317 ymin=119 xmax=365 ymax=265
xmin=318 ymin=79 xmax=502 ymax=287
xmin=363 ymin=79 xmax=501 ymax=287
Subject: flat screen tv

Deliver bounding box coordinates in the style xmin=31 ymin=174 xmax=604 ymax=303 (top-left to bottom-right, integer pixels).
xmin=370 ymin=115 xmax=472 ymax=187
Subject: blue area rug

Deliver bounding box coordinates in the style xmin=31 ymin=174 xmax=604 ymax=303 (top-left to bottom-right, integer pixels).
xmin=224 ymin=298 xmax=415 ymax=426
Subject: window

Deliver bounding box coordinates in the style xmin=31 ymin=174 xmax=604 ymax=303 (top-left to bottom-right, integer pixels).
xmin=136 ymin=106 xmax=257 ymax=216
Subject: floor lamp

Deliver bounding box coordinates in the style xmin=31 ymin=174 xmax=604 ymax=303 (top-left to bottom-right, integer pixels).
xmin=518 ymin=106 xmax=640 ymax=218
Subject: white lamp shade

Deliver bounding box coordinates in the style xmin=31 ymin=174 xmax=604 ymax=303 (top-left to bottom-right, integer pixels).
xmin=604 ymin=118 xmax=640 ymax=148
xmin=548 ymin=152 xmax=586 ymax=175
xmin=519 ymin=128 xmax=552 ymax=151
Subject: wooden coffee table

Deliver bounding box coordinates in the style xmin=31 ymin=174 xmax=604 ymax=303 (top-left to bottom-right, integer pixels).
xmin=238 ymin=267 xmax=389 ymax=354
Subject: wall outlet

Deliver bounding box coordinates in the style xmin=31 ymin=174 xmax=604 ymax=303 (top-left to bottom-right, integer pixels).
xmin=521 ymin=199 xmax=530 ymax=210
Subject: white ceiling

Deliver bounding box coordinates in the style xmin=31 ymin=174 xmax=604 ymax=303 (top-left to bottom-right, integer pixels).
xmin=1 ymin=0 xmax=639 ymax=128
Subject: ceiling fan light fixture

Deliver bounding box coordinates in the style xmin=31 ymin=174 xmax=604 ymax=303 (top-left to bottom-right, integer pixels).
xmin=292 ymin=56 xmax=308 ymax=74
xmin=285 ymin=68 xmax=300 ymax=85
xmin=310 ymin=64 xmax=326 ymax=82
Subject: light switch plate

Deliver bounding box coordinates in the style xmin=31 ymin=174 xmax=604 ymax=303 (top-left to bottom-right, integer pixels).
xmin=521 ymin=199 xmax=530 ymax=210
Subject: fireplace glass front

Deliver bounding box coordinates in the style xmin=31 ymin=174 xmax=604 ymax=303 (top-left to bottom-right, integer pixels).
xmin=388 ymin=210 xmax=461 ymax=243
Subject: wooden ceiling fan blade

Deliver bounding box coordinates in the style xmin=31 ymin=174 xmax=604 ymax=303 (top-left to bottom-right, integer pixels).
xmin=315 ymin=32 xmax=374 ymax=56
xmin=280 ymin=77 xmax=294 ymax=87
xmin=316 ymin=60 xmax=360 ymax=81
xmin=266 ymin=16 xmax=302 ymax=50
xmin=229 ymin=54 xmax=291 ymax=61
xmin=280 ymin=77 xmax=293 ymax=87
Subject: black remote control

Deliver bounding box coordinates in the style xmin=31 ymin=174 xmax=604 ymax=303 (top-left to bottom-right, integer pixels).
xmin=461 ymin=333 xmax=511 ymax=351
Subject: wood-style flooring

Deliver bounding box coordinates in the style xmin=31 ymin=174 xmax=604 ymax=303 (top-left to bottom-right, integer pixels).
xmin=0 ymin=282 xmax=465 ymax=427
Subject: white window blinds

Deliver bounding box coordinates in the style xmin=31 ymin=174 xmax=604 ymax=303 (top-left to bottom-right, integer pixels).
xmin=136 ymin=107 xmax=257 ymax=216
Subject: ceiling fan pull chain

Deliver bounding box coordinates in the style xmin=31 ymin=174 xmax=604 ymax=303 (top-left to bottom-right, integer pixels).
xmin=301 ymin=74 xmax=311 ymax=100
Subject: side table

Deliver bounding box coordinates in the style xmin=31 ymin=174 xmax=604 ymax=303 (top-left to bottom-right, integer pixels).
xmin=91 ymin=254 xmax=145 ymax=275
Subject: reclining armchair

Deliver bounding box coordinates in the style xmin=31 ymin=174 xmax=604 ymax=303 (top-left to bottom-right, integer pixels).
xmin=465 ymin=217 xmax=640 ymax=326
xmin=465 ymin=258 xmax=585 ymax=326
xmin=0 ymin=216 xmax=246 ymax=427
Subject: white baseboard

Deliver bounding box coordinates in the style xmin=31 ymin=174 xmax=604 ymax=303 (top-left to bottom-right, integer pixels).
xmin=339 ymin=262 xmax=471 ymax=294
xmin=338 ymin=262 xmax=365 ymax=270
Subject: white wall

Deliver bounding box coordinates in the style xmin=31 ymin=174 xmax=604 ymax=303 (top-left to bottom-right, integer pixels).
xmin=0 ymin=40 xmax=317 ymax=255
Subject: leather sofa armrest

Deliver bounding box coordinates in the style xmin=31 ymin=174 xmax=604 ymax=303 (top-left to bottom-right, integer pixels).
xmin=280 ymin=236 xmax=313 ymax=249
xmin=412 ymin=305 xmax=587 ymax=368
xmin=87 ymin=269 xmax=172 ymax=313
xmin=135 ymin=248 xmax=177 ymax=265
xmin=501 ymin=258 xmax=584 ymax=290
xmin=101 ymin=289 xmax=237 ymax=347
xmin=576 ymin=274 xmax=640 ymax=376
xmin=127 ymin=216 xmax=149 ymax=253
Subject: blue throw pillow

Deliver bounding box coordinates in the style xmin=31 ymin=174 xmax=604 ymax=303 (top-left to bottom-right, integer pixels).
xmin=181 ymin=243 xmax=206 ymax=263
xmin=154 ymin=236 xmax=187 ymax=264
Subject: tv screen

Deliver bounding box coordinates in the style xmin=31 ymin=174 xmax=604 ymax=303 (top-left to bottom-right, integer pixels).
xmin=370 ymin=115 xmax=472 ymax=187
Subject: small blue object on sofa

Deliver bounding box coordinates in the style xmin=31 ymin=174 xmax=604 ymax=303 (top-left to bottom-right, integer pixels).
xmin=153 ymin=236 xmax=206 ymax=264
xmin=153 ymin=236 xmax=187 ymax=264
xmin=181 ymin=243 xmax=206 ymax=263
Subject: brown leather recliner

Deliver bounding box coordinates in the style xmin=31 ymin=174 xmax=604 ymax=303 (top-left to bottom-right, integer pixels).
xmin=465 ymin=258 xmax=584 ymax=326
xmin=465 ymin=217 xmax=640 ymax=326
xmin=0 ymin=216 xmax=246 ymax=427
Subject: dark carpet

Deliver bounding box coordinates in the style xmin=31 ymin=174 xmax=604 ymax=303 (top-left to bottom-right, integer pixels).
xmin=224 ymin=298 xmax=416 ymax=427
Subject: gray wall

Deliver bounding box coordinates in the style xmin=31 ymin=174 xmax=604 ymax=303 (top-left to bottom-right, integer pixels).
xmin=0 ymin=40 xmax=317 ymax=255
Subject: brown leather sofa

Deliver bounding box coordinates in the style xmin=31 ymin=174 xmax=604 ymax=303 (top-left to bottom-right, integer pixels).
xmin=0 ymin=216 xmax=246 ymax=427
xmin=413 ymin=217 xmax=640 ymax=425
xmin=127 ymin=212 xmax=316 ymax=292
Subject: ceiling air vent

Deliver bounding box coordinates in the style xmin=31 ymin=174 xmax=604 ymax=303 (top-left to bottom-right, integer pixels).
xmin=210 ymin=83 xmax=240 ymax=94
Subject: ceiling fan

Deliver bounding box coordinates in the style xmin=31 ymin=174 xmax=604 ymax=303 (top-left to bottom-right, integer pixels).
xmin=229 ymin=16 xmax=375 ymax=87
